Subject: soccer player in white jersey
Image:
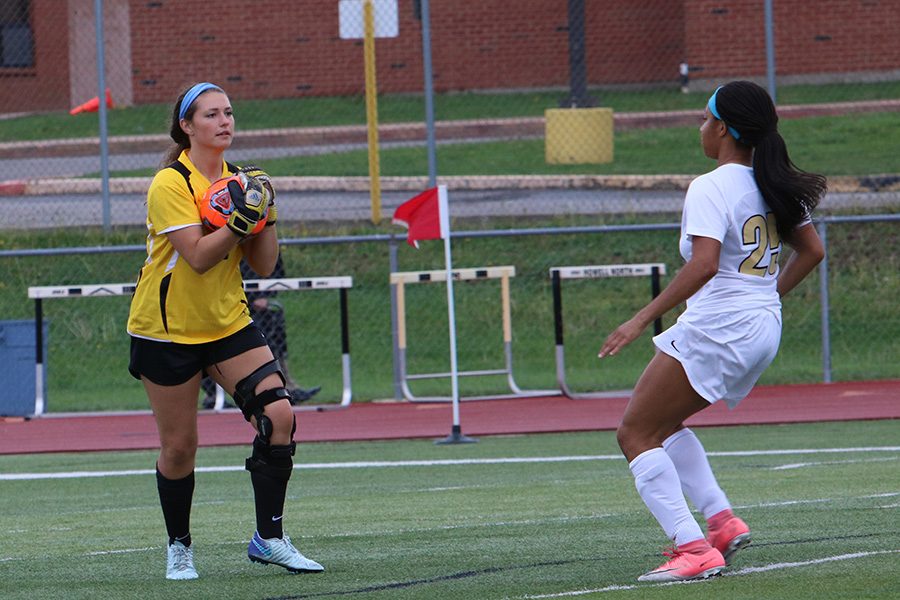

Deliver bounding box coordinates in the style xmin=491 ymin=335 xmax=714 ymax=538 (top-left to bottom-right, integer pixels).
xmin=598 ymin=81 xmax=826 ymax=582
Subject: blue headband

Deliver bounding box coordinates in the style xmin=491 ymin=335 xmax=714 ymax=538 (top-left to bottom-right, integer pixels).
xmin=179 ymin=82 xmax=222 ymax=121
xmin=707 ymin=87 xmax=741 ymax=140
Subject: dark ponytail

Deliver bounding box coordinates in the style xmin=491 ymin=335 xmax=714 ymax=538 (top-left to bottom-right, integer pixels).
xmin=161 ymin=85 xmax=206 ymax=168
xmin=716 ymin=81 xmax=826 ymax=241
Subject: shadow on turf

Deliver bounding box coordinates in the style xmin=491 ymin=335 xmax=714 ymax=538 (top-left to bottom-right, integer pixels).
xmin=750 ymin=530 xmax=896 ymax=548
xmin=264 ymin=531 xmax=899 ymax=599
xmin=263 ymin=557 xmax=600 ymax=599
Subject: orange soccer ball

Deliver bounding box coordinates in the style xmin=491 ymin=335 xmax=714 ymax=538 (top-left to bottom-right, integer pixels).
xmin=197 ymin=174 xmax=268 ymax=235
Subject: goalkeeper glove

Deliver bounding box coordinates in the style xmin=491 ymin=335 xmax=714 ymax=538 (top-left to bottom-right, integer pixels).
xmin=240 ymin=164 xmax=277 ymax=226
xmin=225 ymin=173 xmax=267 ymax=237
xmin=264 ymin=201 xmax=277 ymax=227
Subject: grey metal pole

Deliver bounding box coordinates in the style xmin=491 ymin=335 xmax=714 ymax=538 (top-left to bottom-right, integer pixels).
xmin=94 ymin=0 xmax=111 ymax=232
xmin=816 ymin=221 xmax=832 ymax=383
xmin=561 ymin=0 xmax=595 ymax=107
xmin=764 ymin=0 xmax=777 ymax=103
xmin=419 ymin=0 xmax=438 ymax=187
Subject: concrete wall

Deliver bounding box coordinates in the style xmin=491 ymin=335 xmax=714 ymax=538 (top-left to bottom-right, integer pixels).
xmin=68 ymin=0 xmax=133 ymax=109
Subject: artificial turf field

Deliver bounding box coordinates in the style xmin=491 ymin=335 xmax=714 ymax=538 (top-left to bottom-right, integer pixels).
xmin=0 ymin=420 xmax=897 ymax=599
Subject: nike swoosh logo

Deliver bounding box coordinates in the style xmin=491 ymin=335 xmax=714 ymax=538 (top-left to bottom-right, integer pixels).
xmin=670 ymin=341 xmax=680 ymax=353
xmin=271 ymin=515 xmax=284 ymax=522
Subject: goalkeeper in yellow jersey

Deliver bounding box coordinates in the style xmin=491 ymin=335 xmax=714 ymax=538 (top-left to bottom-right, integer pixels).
xmin=126 ymin=82 xmax=324 ymax=580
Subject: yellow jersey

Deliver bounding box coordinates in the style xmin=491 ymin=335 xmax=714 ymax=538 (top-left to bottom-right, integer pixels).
xmin=127 ymin=151 xmax=251 ymax=344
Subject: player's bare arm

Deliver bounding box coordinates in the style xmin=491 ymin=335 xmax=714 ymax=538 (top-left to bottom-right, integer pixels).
xmin=241 ymin=226 xmax=279 ymax=277
xmin=167 ymin=225 xmax=240 ymax=275
xmin=776 ymin=223 xmax=825 ymax=298
xmin=598 ymin=235 xmax=720 ymax=358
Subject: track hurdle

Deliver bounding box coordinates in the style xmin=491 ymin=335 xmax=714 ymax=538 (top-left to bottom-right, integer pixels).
xmin=27 ymin=276 xmax=353 ymax=416
xmin=391 ymin=265 xmax=557 ymax=402
xmin=550 ymin=263 xmax=667 ymax=400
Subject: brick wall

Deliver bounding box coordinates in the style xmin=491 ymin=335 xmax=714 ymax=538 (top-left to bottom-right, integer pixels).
xmin=683 ymin=0 xmax=900 ymax=79
xmin=126 ymin=0 xmax=684 ymax=104
xmin=2 ymin=0 xmax=899 ymax=113
xmin=0 ymin=0 xmax=69 ymax=113
xmin=775 ymin=0 xmax=900 ymax=74
xmin=586 ymin=1 xmax=685 ymax=84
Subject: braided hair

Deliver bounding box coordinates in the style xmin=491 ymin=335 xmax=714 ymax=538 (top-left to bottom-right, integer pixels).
xmin=715 ymin=81 xmax=826 ymax=241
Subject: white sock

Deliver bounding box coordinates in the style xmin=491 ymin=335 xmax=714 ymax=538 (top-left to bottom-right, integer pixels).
xmin=663 ymin=428 xmax=731 ymax=520
xmin=629 ymin=447 xmax=705 ymax=546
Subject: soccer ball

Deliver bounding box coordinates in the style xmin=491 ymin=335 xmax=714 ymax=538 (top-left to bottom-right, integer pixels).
xmin=197 ymin=173 xmax=268 ymax=235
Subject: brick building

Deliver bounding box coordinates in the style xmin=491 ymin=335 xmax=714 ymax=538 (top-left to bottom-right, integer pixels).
xmin=1 ymin=0 xmax=898 ymax=113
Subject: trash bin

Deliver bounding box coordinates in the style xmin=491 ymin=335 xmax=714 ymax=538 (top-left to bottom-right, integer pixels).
xmin=0 ymin=319 xmax=48 ymax=417
xmin=545 ymin=107 xmax=614 ymax=165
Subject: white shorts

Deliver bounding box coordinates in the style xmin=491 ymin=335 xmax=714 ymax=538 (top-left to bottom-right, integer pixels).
xmin=653 ymin=309 xmax=782 ymax=409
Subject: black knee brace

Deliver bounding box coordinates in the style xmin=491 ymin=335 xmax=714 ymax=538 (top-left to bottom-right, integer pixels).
xmin=233 ymin=360 xmax=292 ymax=437
xmin=245 ymin=433 xmax=296 ymax=481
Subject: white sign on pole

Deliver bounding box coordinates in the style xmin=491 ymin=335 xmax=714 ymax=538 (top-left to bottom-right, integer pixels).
xmin=339 ymin=0 xmax=399 ymax=39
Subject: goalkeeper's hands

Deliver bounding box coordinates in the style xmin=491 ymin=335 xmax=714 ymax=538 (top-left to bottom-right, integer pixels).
xmin=240 ymin=164 xmax=277 ymax=226
xmin=225 ymin=173 xmax=267 ymax=237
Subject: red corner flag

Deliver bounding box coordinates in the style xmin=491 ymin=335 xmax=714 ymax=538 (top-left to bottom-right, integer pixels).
xmin=392 ymin=186 xmax=449 ymax=248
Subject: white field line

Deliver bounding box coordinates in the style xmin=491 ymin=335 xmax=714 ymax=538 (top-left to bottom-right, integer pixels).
xmin=770 ymin=456 xmax=899 ymax=470
xmin=85 ymin=546 xmax=156 ymax=556
xmin=12 ymin=484 xmax=896 ymax=545
xmin=315 ymin=513 xmax=617 ymax=540
xmin=0 ymin=513 xmax=616 ymax=563
xmin=733 ymin=498 xmax=834 ymax=509
xmin=2 ymin=445 xmax=899 ymax=481
xmin=520 ymin=549 xmax=900 ymax=598
xmin=8 ymin=486 xmax=895 ymax=559
xmin=409 ymin=485 xmax=485 ymax=492
xmin=724 ymin=491 xmax=900 ymax=511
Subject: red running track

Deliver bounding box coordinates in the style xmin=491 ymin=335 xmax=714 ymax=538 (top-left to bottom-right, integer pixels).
xmin=1 ymin=380 xmax=898 ymax=455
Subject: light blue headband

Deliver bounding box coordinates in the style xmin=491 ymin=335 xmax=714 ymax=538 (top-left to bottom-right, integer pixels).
xmin=179 ymin=82 xmax=222 ymax=121
xmin=707 ymin=87 xmax=741 ymax=140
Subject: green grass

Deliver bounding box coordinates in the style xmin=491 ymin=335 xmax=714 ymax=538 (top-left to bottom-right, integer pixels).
xmin=0 ymin=216 xmax=897 ymax=412
xmin=260 ymin=112 xmax=899 ymax=177
xmin=3 ymin=81 xmax=899 ymax=143
xmin=100 ymin=111 xmax=900 ymax=179
xmin=0 ymin=421 xmax=898 ymax=599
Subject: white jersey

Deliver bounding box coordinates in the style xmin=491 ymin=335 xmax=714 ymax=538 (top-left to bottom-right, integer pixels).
xmin=679 ymin=163 xmax=784 ymax=320
xmin=652 ymin=163 xmax=800 ymax=407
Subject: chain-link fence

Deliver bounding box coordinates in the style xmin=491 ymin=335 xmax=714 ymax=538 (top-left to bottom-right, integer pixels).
xmin=1 ymin=214 xmax=897 ymax=415
xmin=2 ymin=1 xmax=900 ymax=192
xmin=0 ymin=1 xmax=898 ymax=414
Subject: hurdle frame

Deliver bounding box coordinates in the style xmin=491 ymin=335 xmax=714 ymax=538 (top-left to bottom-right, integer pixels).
xmin=391 ymin=265 xmax=557 ymax=402
xmin=550 ymin=263 xmax=666 ymax=400
xmin=27 ymin=276 xmax=353 ymax=416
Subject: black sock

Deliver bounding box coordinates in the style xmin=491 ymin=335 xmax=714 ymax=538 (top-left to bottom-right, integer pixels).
xmin=250 ymin=467 xmax=290 ymax=539
xmin=156 ymin=467 xmax=194 ymax=547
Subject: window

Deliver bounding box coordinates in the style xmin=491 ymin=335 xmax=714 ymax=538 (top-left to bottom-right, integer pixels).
xmin=1 ymin=0 xmax=33 ymax=68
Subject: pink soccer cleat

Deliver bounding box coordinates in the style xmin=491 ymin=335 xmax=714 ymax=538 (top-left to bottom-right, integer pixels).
xmin=707 ymin=512 xmax=751 ymax=565
xmin=637 ymin=541 xmax=725 ymax=582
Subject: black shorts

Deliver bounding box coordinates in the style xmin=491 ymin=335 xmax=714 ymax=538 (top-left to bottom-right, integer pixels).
xmin=129 ymin=325 xmax=268 ymax=386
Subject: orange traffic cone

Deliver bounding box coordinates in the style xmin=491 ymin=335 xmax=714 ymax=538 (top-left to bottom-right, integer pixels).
xmin=70 ymin=88 xmax=114 ymax=115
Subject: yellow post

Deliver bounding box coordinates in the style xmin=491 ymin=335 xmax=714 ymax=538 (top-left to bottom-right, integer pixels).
xmin=395 ymin=280 xmax=406 ymax=351
xmin=500 ymin=274 xmax=512 ymax=344
xmin=363 ymin=0 xmax=382 ymax=224
xmin=545 ymin=107 xmax=614 ymax=164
